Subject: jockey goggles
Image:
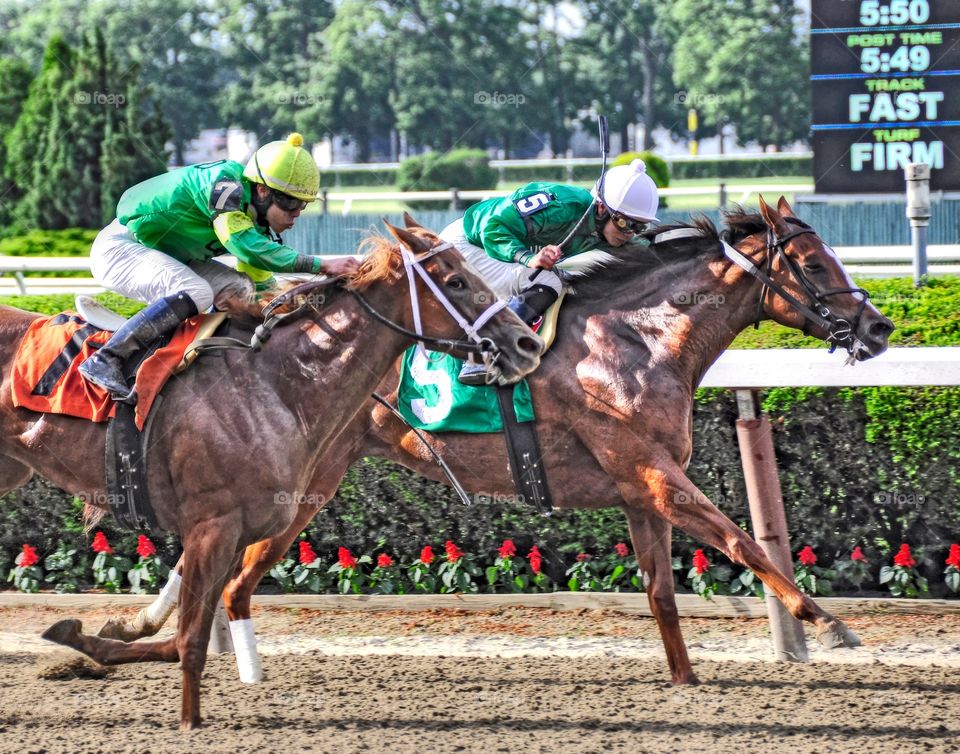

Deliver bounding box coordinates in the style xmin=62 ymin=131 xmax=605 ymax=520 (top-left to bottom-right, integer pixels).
xmin=609 ymin=211 xmax=647 ymax=235
xmin=270 ymin=189 xmax=308 ymax=213
xmin=253 ymin=151 xmax=309 ymax=212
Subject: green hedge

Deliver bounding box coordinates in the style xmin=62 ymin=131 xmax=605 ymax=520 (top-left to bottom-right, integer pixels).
xmin=669 ymin=155 xmax=811 ymax=180
xmin=397 ymin=149 xmax=497 ymax=210
xmin=611 ymin=151 xmax=670 ymax=188
xmin=1 ymin=277 xmax=957 ymax=591
xmin=0 ymin=228 xmax=97 ymax=278
xmin=0 ymin=228 xmax=97 ymax=257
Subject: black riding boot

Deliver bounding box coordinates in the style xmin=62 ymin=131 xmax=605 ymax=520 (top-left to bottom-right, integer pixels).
xmin=506 ymin=284 xmax=559 ymax=327
xmin=458 ymin=284 xmax=558 ymax=386
xmin=78 ymin=293 xmax=199 ymax=403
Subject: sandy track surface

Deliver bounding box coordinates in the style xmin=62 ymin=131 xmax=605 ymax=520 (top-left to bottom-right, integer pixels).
xmin=1 ymin=605 xmax=959 ymax=753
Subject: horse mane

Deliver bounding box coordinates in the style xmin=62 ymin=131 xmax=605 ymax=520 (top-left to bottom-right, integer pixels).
xmin=573 ymin=215 xmax=724 ymax=299
xmin=251 ymin=233 xmax=403 ymax=319
xmin=343 ymin=235 xmax=403 ymax=292
xmin=723 ymin=205 xmax=811 ymax=244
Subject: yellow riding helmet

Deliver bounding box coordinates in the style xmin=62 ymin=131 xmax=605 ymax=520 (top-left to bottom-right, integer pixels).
xmin=243 ymin=132 xmax=320 ymax=202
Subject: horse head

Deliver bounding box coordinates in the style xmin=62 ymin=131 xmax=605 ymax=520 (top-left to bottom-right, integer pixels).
xmin=347 ymin=213 xmax=543 ymax=383
xmin=734 ymin=196 xmax=894 ymax=361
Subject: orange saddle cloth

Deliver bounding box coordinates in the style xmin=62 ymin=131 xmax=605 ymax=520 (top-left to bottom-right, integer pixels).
xmin=12 ymin=312 xmax=209 ymax=430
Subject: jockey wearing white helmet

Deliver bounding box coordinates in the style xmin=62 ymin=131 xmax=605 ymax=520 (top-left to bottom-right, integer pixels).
xmin=440 ymin=158 xmax=660 ymax=384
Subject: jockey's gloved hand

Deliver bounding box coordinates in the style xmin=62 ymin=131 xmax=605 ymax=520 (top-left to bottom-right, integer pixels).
xmin=320 ymin=256 xmax=360 ymax=278
xmin=530 ymin=244 xmax=562 ymax=270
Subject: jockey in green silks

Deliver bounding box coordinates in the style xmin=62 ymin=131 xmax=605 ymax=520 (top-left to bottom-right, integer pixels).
xmin=441 ymin=158 xmax=660 ymax=385
xmin=79 ymin=132 xmax=359 ymax=403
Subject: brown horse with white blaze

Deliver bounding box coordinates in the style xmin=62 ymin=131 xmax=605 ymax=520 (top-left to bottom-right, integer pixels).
xmin=0 ymin=221 xmax=542 ymax=729
xmin=109 ymin=197 xmax=895 ymax=687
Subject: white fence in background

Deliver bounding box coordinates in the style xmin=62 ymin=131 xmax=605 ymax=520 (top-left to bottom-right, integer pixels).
xmin=321 ymin=184 xmax=816 ymax=215
xmin=2 ymin=242 xmax=957 ymax=295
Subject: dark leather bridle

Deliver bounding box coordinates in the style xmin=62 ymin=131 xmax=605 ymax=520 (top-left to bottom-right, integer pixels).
xmin=721 ymin=221 xmax=870 ymax=357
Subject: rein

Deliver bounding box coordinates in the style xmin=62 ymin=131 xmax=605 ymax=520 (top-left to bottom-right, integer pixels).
xmin=189 ymin=241 xmax=507 ymax=358
xmin=655 ymin=223 xmax=870 ymax=358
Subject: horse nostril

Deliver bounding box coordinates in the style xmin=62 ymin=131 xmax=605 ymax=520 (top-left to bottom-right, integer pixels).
xmin=870 ymin=318 xmax=895 ymax=337
xmin=517 ymin=335 xmax=542 ymax=356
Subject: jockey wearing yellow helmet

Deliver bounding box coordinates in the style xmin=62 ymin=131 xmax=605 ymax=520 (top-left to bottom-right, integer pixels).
xmin=79 ymin=133 xmax=358 ymax=402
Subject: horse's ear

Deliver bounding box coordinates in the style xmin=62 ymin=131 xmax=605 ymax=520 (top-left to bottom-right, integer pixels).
xmin=384 ymin=219 xmax=432 ymax=253
xmin=758 ymin=194 xmax=789 ymax=233
xmin=776 ymin=196 xmax=798 ymax=219
xmin=402 ymin=212 xmax=424 ymax=229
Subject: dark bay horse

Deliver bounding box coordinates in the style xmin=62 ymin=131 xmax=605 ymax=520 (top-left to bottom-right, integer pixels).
xmin=0 ymin=221 xmax=542 ymax=729
xmin=108 ymin=197 xmax=894 ymax=687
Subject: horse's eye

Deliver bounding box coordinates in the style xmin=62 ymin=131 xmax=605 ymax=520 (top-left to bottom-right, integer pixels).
xmin=803 ymin=263 xmax=825 ymax=274
xmin=446 ymin=276 xmax=466 ymax=290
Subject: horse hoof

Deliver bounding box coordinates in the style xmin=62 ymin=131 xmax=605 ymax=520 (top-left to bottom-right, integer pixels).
xmin=96 ymin=618 xmax=141 ymax=642
xmin=42 ymin=619 xmax=83 ymax=647
xmin=180 ymin=718 xmax=203 ymax=732
xmin=816 ymin=618 xmax=861 ymax=649
xmin=671 ymin=672 xmax=700 ymax=686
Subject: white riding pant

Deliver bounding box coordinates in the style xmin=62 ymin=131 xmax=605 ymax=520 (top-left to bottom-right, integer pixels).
xmin=439 ymin=218 xmax=563 ymax=299
xmin=89 ymin=218 xmax=253 ymax=312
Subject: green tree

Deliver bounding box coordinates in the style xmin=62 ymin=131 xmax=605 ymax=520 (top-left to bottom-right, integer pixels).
xmin=101 ymin=0 xmax=221 ymax=166
xmin=6 ymin=32 xmax=168 ymax=230
xmin=669 ymin=0 xmax=809 ymax=150
xmin=0 ymin=57 xmax=32 ymax=228
xmin=299 ymin=0 xmax=398 ymax=161
xmin=217 ymin=0 xmax=335 ymax=141
xmin=389 ymin=0 xmax=538 ymax=155
xmin=575 ymin=0 xmax=674 ymax=152
xmin=5 ymin=36 xmax=77 ymax=230
xmin=99 ymin=75 xmax=170 ymax=225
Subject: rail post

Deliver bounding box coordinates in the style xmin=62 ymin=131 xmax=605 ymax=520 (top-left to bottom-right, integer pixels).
xmin=735 ymin=389 xmax=809 ymax=662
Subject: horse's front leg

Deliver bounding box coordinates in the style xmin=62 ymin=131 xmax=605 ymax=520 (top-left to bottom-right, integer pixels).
xmin=623 ymin=507 xmax=697 ymax=684
xmin=221 ymin=463 xmax=348 ymax=683
xmin=621 ymin=462 xmax=859 ymax=649
xmin=175 ymin=516 xmax=243 ymax=730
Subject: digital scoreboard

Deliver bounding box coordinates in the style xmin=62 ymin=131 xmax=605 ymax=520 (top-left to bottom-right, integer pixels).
xmin=811 ymin=1 xmax=960 ymax=192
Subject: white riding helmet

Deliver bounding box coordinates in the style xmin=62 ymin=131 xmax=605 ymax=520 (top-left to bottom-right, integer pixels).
xmin=593 ymin=158 xmax=660 ymax=222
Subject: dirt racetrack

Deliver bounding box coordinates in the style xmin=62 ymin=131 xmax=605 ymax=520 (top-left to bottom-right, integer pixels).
xmin=1 ymin=604 xmax=959 ymax=754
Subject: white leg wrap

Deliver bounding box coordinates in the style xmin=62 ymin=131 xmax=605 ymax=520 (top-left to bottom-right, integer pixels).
xmin=229 ymin=618 xmax=263 ymax=683
xmin=143 ymin=571 xmax=181 ymax=625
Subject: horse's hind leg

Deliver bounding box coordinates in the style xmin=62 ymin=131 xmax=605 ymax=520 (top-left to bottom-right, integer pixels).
xmin=42 ymin=619 xmax=180 ymax=663
xmin=98 ymin=555 xmax=185 ymax=641
xmin=624 ymin=507 xmax=697 ymax=684
xmin=0 ymin=454 xmax=33 ymax=495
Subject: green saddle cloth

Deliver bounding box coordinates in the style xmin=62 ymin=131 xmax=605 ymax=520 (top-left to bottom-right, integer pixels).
xmin=397 ymin=346 xmax=534 ymax=432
